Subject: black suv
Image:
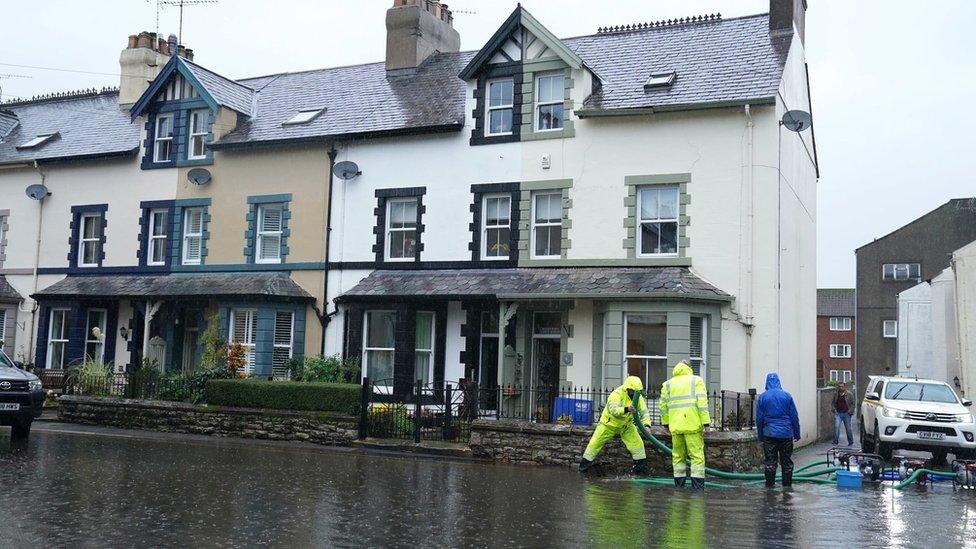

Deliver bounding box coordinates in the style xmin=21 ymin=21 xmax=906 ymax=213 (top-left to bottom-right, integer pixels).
xmin=0 ymin=348 xmax=43 ymax=439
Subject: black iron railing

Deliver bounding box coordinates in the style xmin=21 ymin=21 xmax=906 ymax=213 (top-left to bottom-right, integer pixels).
xmin=64 ymin=370 xmax=201 ymax=402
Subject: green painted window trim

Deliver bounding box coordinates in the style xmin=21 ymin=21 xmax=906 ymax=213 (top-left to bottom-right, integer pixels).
xmin=517 ymin=179 xmax=573 ymax=264
xmin=519 ymin=64 xmax=575 ymax=141
xmin=624 ymin=173 xmax=691 ymax=260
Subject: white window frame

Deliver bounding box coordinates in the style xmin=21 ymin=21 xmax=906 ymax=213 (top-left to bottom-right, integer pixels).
xmin=181 ymin=207 xmax=204 ymax=265
xmin=829 ymin=344 xmax=852 ymax=359
xmin=385 ymin=198 xmax=418 ymax=262
xmin=256 ymin=203 xmax=284 ymax=264
xmin=229 ymin=308 xmax=257 ymax=375
xmin=485 ymin=78 xmax=514 ymax=136
xmin=47 ymin=308 xmax=70 ymax=369
xmin=85 ymin=308 xmax=108 ymax=362
xmin=481 ymin=193 xmax=511 ymax=260
xmin=829 ymin=317 xmax=851 ymax=331
xmin=0 ymin=309 xmax=6 ymax=344
xmin=636 ymin=186 xmax=680 ymax=257
xmin=147 ymin=209 xmax=168 ymax=266
xmin=78 ymin=213 xmax=101 ymax=267
xmin=622 ymin=313 xmax=675 ymax=391
xmin=534 ymin=72 xmax=564 ymax=132
xmin=363 ymin=310 xmax=396 ymax=393
xmin=530 ymin=191 xmax=562 ymax=260
xmin=829 ymin=370 xmax=839 ymax=382
xmin=883 ymin=320 xmax=897 ymax=338
xmin=843 ymin=370 xmax=853 ymax=383
xmin=153 ymin=113 xmax=174 ymax=162
xmin=414 ymin=311 xmax=435 ymax=385
xmin=187 ymin=109 xmax=209 ymax=160
xmin=882 ymin=263 xmax=921 ymax=281
xmin=272 ymin=311 xmax=294 ymax=379
xmin=689 ymin=316 xmax=707 ymax=377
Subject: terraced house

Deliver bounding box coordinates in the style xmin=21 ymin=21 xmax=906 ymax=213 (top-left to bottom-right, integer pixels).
xmin=323 ymin=0 xmax=819 ymax=436
xmin=0 ymin=0 xmax=818 ymax=434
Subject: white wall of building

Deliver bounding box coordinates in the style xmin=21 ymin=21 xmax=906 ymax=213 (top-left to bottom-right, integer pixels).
xmin=898 ymin=281 xmax=934 ymax=379
xmin=952 ymin=240 xmax=976 ymax=401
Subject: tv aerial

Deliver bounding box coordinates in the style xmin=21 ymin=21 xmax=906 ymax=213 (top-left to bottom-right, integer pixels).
xmin=781 ymin=110 xmax=812 ymax=132
xmin=25 ymin=183 xmax=51 ymax=200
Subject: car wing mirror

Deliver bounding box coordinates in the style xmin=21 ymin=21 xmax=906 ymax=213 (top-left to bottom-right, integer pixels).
xmin=865 ymin=392 xmax=880 ymax=401
xmin=963 ymin=398 xmax=973 ymax=407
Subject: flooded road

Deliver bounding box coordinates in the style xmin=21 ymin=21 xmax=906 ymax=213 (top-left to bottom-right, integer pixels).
xmin=1 ymin=426 xmax=975 ymax=548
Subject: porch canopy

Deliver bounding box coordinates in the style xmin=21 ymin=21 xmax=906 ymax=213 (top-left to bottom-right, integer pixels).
xmin=32 ymin=273 xmax=314 ymax=302
xmin=336 ymin=267 xmax=731 ymax=302
xmin=0 ymin=275 xmax=23 ymax=303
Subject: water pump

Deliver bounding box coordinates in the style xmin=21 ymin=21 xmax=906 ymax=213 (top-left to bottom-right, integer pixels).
xmin=953 ymin=460 xmax=976 ymax=489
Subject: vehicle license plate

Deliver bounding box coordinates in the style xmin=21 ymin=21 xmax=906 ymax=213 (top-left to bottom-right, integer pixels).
xmin=0 ymin=403 xmax=20 ymax=411
xmin=918 ymin=431 xmax=945 ymax=440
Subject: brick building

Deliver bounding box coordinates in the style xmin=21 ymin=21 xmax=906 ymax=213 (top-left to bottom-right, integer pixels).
xmin=817 ymin=289 xmax=855 ymax=386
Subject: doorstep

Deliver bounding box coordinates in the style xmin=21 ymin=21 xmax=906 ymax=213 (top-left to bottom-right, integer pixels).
xmin=351 ymin=438 xmax=476 ymax=459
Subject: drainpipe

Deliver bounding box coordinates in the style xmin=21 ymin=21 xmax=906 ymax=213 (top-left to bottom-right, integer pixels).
xmin=25 ymin=161 xmax=47 ymax=365
xmin=318 ymin=145 xmax=338 ymax=354
xmin=743 ymin=104 xmax=755 ymax=385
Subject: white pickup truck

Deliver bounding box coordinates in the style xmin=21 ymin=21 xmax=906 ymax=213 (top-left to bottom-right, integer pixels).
xmin=860 ymin=376 xmax=975 ymax=462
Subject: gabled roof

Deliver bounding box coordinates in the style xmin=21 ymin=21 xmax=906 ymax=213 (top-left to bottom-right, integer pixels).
xmin=0 ymin=111 xmax=19 ymax=139
xmin=855 ymin=198 xmax=976 ymax=253
xmin=129 ymin=55 xmax=255 ymax=119
xmin=338 ymin=267 xmax=731 ymax=302
xmin=0 ymin=90 xmax=139 ymax=166
xmin=817 ymin=289 xmax=855 ymax=317
xmin=459 ymin=6 xmax=585 ymax=81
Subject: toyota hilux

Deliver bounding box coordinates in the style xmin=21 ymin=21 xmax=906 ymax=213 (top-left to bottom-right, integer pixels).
xmin=0 ymin=348 xmax=44 ymax=439
xmin=861 ymin=376 xmax=975 ymax=462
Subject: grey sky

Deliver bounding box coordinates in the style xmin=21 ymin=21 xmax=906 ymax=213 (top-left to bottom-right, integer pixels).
xmin=3 ymin=1 xmax=974 ymax=289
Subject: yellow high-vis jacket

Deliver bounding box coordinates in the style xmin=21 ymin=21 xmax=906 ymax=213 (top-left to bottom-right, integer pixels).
xmin=660 ymin=362 xmax=711 ymax=434
xmin=599 ymin=376 xmax=651 ymax=431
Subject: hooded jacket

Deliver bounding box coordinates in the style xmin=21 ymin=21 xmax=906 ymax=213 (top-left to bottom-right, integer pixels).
xmin=598 ymin=376 xmax=651 ymax=431
xmin=756 ymin=373 xmax=801 ymax=441
xmin=659 ymin=361 xmax=711 ymax=434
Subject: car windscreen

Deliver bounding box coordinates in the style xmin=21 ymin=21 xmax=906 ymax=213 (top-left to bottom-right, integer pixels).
xmin=884 ymin=382 xmax=958 ymax=403
xmin=0 ymin=348 xmax=14 ymax=368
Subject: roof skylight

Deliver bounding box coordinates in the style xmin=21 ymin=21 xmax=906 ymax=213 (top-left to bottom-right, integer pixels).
xmin=283 ymin=108 xmax=326 ymax=125
xmin=16 ymin=132 xmax=59 ymax=150
xmin=644 ymin=72 xmax=677 ymax=89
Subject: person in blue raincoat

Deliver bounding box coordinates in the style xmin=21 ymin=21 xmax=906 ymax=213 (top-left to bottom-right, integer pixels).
xmin=755 ymin=373 xmax=801 ymax=487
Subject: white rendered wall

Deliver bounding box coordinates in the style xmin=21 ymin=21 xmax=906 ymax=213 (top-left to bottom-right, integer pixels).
xmin=898 ymin=282 xmax=934 ymax=380
xmin=952 ymin=241 xmax=976 ymax=401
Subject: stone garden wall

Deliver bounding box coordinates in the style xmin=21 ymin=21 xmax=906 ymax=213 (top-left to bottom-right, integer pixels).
xmin=469 ymin=420 xmax=763 ymax=476
xmin=58 ymin=396 xmax=358 ymax=446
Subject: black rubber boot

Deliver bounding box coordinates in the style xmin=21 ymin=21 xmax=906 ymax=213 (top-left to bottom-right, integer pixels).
xmin=673 ymin=477 xmax=687 ymax=488
xmin=782 ymin=470 xmax=793 ymax=487
xmin=691 ymin=478 xmax=705 ymax=491
xmin=764 ymin=470 xmax=776 ymax=487
xmin=578 ymin=458 xmax=593 ymax=474
xmin=632 ymin=459 xmax=649 ymax=477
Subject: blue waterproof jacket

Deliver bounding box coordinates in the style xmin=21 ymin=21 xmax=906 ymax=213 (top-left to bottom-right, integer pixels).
xmin=755 ymin=373 xmax=800 ymax=441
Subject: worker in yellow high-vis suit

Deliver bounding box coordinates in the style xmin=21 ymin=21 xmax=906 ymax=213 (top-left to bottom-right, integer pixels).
xmin=660 ymin=361 xmax=711 ymax=489
xmin=579 ymin=376 xmax=652 ymax=476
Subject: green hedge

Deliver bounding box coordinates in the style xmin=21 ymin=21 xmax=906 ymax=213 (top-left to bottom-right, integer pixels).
xmin=204 ymin=379 xmax=361 ymax=414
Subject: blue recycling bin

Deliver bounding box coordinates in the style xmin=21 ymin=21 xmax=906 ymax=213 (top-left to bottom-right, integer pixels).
xmin=551 ymin=397 xmax=594 ymax=425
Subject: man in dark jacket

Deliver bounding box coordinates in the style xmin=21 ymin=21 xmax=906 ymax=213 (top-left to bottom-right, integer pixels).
xmin=755 ymin=373 xmax=801 ymax=487
xmin=832 ymin=382 xmax=856 ymax=446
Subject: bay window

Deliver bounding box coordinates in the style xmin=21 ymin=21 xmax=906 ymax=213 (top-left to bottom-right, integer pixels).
xmin=625 ymin=314 xmax=668 ymax=393
xmin=47 ymin=309 xmax=70 ymax=369
xmin=85 ymin=309 xmax=107 ymax=361
xmin=415 ymin=312 xmax=435 ymax=385
xmin=363 ymin=311 xmax=395 ymax=386
xmin=272 ymin=311 xmax=294 ymax=379
xmin=229 ymin=308 xmax=257 ymax=374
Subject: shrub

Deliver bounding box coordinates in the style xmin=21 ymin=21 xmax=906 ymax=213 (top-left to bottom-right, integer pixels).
xmin=291 ymin=354 xmax=361 ymax=384
xmin=199 ymin=313 xmax=228 ymax=371
xmin=67 ymin=359 xmax=114 ymax=396
xmin=204 ymin=379 xmax=361 ymax=414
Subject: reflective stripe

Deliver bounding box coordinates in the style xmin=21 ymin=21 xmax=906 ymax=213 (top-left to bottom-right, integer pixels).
xmin=632 ymin=451 xmax=646 ymax=460
xmin=668 ymin=402 xmax=697 ymax=410
xmin=668 ymin=394 xmax=697 ymax=403
xmin=584 ymin=449 xmax=598 ymax=460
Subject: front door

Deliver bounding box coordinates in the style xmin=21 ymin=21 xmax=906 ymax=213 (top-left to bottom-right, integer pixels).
xmin=531 ymin=312 xmax=561 ymax=421
xmin=181 ymin=311 xmax=201 ymax=372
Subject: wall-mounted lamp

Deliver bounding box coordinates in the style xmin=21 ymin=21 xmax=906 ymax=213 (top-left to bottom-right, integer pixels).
xmin=954 ymin=376 xmax=961 ymax=389
xmin=120 ymin=326 xmax=130 ymax=342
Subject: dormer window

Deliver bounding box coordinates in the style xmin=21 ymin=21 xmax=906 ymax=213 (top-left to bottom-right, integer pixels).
xmin=16 ymin=132 xmax=58 ymax=150
xmin=154 ymin=114 xmax=174 ymax=162
xmin=187 ymin=110 xmax=209 ymax=159
xmin=486 ymin=79 xmax=514 ymax=135
xmin=644 ymin=71 xmax=677 ymax=89
xmin=283 ymin=108 xmax=326 ymax=125
xmin=535 ymin=73 xmax=564 ymax=131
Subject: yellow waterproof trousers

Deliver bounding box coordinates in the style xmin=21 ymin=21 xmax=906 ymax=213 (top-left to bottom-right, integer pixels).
xmin=583 ymin=422 xmax=647 ymax=461
xmin=671 ymin=431 xmax=705 ymax=479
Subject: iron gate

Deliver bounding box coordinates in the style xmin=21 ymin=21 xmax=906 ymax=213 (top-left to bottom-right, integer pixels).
xmin=358 ymin=378 xmax=476 ymax=443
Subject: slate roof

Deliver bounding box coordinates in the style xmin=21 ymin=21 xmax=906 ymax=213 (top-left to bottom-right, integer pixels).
xmin=338 ymin=267 xmax=731 ymax=301
xmin=817 ymin=289 xmax=856 ymax=317
xmin=0 ymin=276 xmax=23 ymax=303
xmin=33 ymin=273 xmax=313 ymax=301
xmin=180 ymin=58 xmax=255 ymax=115
xmin=0 ymin=91 xmax=139 ymax=166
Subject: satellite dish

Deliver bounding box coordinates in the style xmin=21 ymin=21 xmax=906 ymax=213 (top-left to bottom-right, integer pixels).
xmin=25 ymin=183 xmax=50 ymax=200
xmin=187 ymin=168 xmax=212 ymax=185
xmin=781 ymin=110 xmax=812 ymax=132
xmin=332 ymin=160 xmax=361 ymax=181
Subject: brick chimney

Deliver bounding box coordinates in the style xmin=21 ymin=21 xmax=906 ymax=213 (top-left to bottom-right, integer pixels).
xmin=118 ymin=31 xmax=195 ymax=107
xmin=769 ymin=0 xmax=807 ymax=44
xmin=386 ymin=0 xmax=460 ymax=73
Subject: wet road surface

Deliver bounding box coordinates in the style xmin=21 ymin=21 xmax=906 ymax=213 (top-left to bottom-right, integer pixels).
xmin=1 ymin=424 xmax=975 ymax=548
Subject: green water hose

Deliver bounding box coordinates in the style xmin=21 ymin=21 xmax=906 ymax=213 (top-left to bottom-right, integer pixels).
xmin=628 ymin=391 xmax=834 ymax=483
xmin=893 ymin=468 xmax=958 ymax=490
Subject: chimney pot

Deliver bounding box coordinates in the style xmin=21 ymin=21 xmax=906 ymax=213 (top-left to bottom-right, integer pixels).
xmin=127 ymin=35 xmax=138 ymax=49
xmin=168 ymin=34 xmax=178 ymax=57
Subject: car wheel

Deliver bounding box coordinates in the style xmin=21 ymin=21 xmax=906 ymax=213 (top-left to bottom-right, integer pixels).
xmin=10 ymin=420 xmax=31 ymax=440
xmin=877 ymin=442 xmax=893 ymax=461
xmin=860 ymin=420 xmax=872 ymax=452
